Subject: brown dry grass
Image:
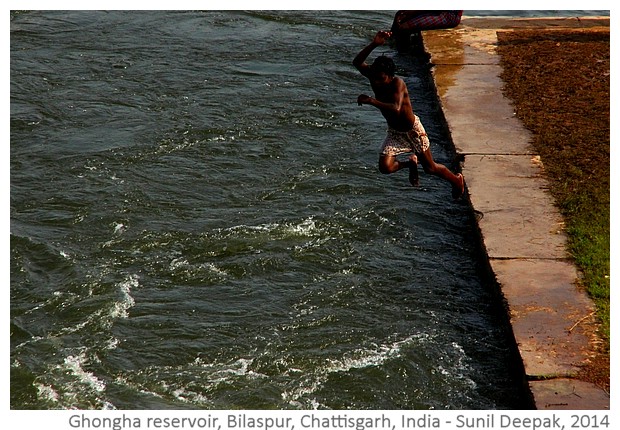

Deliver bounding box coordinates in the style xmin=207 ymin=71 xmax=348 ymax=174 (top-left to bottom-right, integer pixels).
xmin=496 ymin=29 xmax=610 ymax=393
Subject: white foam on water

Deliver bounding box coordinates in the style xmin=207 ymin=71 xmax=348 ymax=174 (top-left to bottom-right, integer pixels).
xmin=62 ymin=352 xmax=107 ymax=393
xmin=114 ymin=356 xmax=270 ymax=407
xmin=34 ymin=382 xmax=59 ymax=404
xmin=169 ymin=258 xmax=229 ymax=278
xmin=281 ymin=376 xmax=325 ymax=409
xmin=222 ymin=217 xmax=321 ymax=241
xmin=325 ymin=339 xmax=407 ymax=373
xmin=56 ymin=273 xmax=138 ymax=335
xmin=169 ymin=358 xmax=267 ymax=405
xmin=202 ymin=263 xmax=229 ymax=277
xmin=432 ymin=341 xmax=477 ymax=391
xmin=34 ymin=350 xmax=109 ymax=408
xmin=109 ymin=274 xmax=138 ymax=320
xmin=281 ymin=334 xmax=480 ymax=408
xmin=112 ymin=221 xmax=127 ymax=235
xmin=281 ymin=335 xmax=416 ymax=408
xmin=282 ymin=217 xmax=318 ymax=237
xmin=169 ymin=257 xmax=189 ymax=270
xmin=155 ymin=136 xmax=199 ymax=155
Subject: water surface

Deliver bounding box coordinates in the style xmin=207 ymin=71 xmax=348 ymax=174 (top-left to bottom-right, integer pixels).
xmin=11 ymin=10 xmax=530 ymax=410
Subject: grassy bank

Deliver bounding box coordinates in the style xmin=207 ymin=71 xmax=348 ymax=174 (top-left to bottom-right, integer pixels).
xmin=496 ymin=29 xmax=610 ymax=390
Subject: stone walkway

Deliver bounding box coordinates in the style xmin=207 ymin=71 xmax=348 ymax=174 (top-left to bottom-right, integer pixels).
xmin=422 ymin=17 xmax=610 ymax=410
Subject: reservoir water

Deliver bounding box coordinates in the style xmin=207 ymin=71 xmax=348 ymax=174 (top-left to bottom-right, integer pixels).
xmin=10 ymin=10 xmax=570 ymax=409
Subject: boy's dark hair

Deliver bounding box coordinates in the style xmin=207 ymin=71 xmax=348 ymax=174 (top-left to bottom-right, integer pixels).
xmin=371 ymin=55 xmax=395 ymax=77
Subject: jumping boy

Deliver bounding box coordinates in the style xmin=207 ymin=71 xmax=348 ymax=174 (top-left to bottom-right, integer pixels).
xmin=353 ymin=30 xmax=464 ymax=199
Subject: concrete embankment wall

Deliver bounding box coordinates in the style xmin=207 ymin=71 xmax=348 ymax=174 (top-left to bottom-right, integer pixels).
xmin=422 ymin=17 xmax=610 ymax=410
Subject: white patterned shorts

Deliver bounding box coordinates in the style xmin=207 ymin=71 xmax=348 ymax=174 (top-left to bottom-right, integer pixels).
xmin=380 ymin=115 xmax=430 ymax=156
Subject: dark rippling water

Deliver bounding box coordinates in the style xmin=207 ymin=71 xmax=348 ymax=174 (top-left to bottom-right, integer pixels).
xmin=9 ymin=10 xmax=549 ymax=410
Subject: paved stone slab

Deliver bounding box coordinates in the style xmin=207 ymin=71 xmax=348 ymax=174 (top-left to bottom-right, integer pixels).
xmin=441 ymin=81 xmax=534 ymax=155
xmin=465 ymin=154 xmax=567 ymax=259
xmin=491 ymin=259 xmax=596 ymax=378
xmin=450 ymin=122 xmax=533 ymax=155
xmin=529 ymin=379 xmax=610 ymax=410
xmin=428 ymin=41 xmax=533 ymax=154
xmin=423 ymin=26 xmax=499 ymax=65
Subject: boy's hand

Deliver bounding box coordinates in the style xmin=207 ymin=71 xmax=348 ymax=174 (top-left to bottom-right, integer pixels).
xmin=373 ymin=30 xmax=392 ymax=45
xmin=357 ymin=94 xmax=372 ymax=106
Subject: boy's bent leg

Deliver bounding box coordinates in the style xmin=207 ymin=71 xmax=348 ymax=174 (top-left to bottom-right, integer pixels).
xmin=379 ymin=154 xmax=420 ymax=187
xmin=417 ymin=149 xmax=464 ymax=198
xmin=451 ymin=174 xmax=465 ymax=199
xmin=408 ymin=154 xmax=419 ymax=186
xmin=379 ymin=154 xmax=419 ymax=187
xmin=379 ymin=154 xmax=405 ymax=174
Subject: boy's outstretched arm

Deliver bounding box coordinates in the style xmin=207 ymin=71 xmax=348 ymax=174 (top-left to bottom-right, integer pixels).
xmin=357 ymin=78 xmax=406 ymax=113
xmin=353 ymin=30 xmax=392 ymax=76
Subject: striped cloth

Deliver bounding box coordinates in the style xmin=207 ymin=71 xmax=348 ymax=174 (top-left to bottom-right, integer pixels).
xmin=394 ymin=11 xmax=463 ymax=32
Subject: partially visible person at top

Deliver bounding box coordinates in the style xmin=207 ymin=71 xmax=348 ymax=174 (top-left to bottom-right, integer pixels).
xmin=391 ymin=10 xmax=463 ymax=52
xmin=353 ymin=30 xmax=464 ymax=199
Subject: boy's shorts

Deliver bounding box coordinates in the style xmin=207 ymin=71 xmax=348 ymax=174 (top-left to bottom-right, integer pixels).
xmin=380 ymin=115 xmax=430 ymax=156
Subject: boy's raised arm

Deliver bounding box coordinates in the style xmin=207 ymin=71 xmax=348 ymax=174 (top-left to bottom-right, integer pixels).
xmin=353 ymin=31 xmax=392 ymax=75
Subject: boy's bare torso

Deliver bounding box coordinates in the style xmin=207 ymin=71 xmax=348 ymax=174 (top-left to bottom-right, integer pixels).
xmin=370 ymin=76 xmax=417 ymax=132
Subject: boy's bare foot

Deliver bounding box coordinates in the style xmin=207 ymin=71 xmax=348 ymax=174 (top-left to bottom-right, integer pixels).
xmin=451 ymin=173 xmax=465 ymax=199
xmin=408 ymin=154 xmax=419 ymax=186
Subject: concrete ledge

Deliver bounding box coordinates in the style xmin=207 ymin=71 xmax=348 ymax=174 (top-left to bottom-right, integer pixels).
xmin=492 ymin=259 xmax=596 ymax=378
xmin=530 ymin=379 xmax=610 ymax=410
xmin=466 ymin=154 xmax=567 ymax=259
xmin=423 ymin=17 xmax=609 ymax=409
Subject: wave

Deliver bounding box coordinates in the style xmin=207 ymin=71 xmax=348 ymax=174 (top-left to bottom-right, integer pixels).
xmin=13 ymin=274 xmax=139 ymax=408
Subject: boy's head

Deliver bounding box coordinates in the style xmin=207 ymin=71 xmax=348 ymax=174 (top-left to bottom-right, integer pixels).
xmin=371 ymin=55 xmax=395 ymax=77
